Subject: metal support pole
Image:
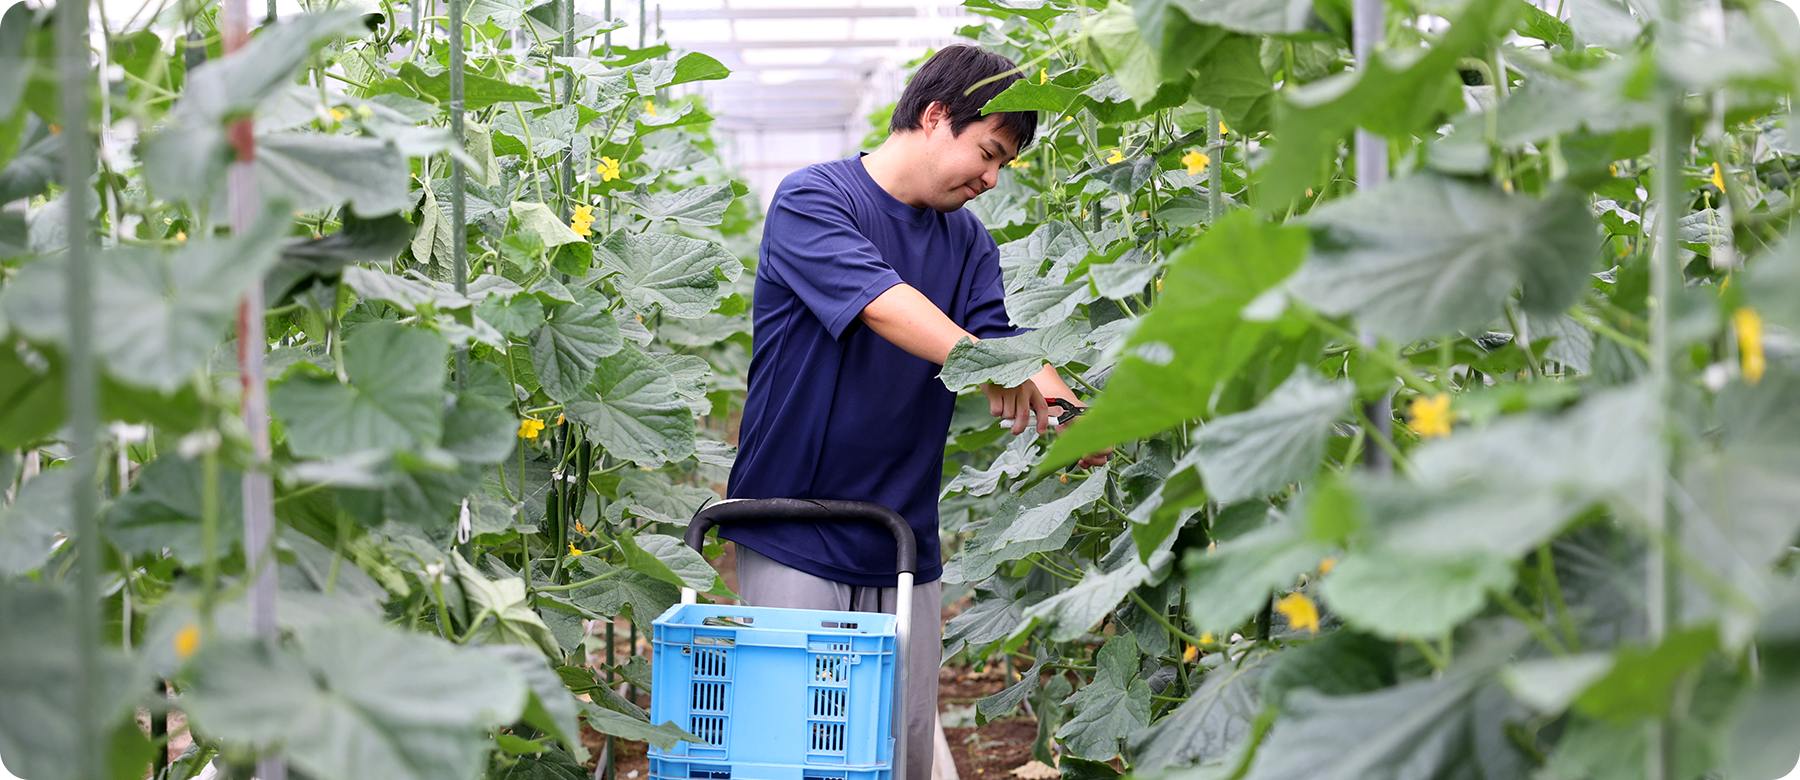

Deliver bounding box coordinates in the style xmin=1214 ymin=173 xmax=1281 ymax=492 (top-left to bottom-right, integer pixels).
xmin=449 ymin=0 xmax=469 ymax=393
xmin=559 ymin=0 xmax=574 ymax=217
xmin=222 ymin=0 xmax=283 ymax=774
xmin=60 ymin=0 xmax=104 ymax=773
xmin=1205 ymin=108 xmax=1222 ymax=222
xmin=1352 ymin=0 xmax=1392 ymax=473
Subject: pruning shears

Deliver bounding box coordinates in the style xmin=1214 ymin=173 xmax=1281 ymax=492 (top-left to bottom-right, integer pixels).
xmin=1004 ymin=397 xmax=1087 ymax=430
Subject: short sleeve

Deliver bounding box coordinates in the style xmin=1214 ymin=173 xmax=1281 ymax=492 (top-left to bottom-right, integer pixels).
xmin=961 ymin=230 xmax=1024 ymax=339
xmin=762 ymin=175 xmax=906 ymax=339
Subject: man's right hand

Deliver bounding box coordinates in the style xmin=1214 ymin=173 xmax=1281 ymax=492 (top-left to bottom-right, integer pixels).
xmin=982 ymin=381 xmax=1049 ymax=435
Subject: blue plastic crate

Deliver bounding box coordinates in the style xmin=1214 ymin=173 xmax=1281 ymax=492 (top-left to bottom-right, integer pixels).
xmin=647 ymin=602 xmax=898 ymax=780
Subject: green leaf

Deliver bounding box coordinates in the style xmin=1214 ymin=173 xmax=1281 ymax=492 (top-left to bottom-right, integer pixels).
xmin=398 ymin=62 xmax=543 ymax=110
xmin=480 ymin=644 xmax=582 ymax=745
xmin=510 ymin=200 xmax=586 ymax=249
xmin=0 ymin=2 xmax=33 ymax=120
xmin=1240 ymin=633 xmax=1528 ymax=780
xmin=257 ymin=133 xmax=414 ymax=217
xmin=595 ymin=230 xmax=742 ymax=318
xmin=0 ymin=343 xmax=61 ymax=448
xmin=1130 ymin=649 xmax=1274 ymax=772
xmin=951 ymin=467 xmax=1111 ymax=584
xmin=1007 ymin=280 xmax=1099 ymax=330
xmin=267 ymin=212 xmax=416 ymax=305
xmin=578 ymin=700 xmax=703 ymax=749
xmin=183 ymin=619 xmax=529 ymax=780
xmin=977 ymin=648 xmax=1048 ymax=724
xmin=1320 ymin=549 xmax=1516 ymax=639
xmin=2 ymin=217 xmax=288 ymax=391
xmin=1187 ymin=368 xmax=1352 ymax=504
xmin=1572 ymin=628 xmax=1718 ymax=723
xmin=939 ymin=321 xmax=1088 ymax=392
xmin=1164 ymin=0 xmax=1320 ymax=35
xmin=529 ymin=287 xmax=624 ymax=403
xmin=1055 ymin=632 xmax=1150 ymax=760
xmin=670 ymin=51 xmax=731 ymax=85
xmin=1189 ymin=35 xmax=1276 ymax=133
xmin=1259 ymin=629 xmax=1397 ymax=710
xmin=271 ymin=321 xmax=448 ymax=458
xmin=1046 ymin=213 xmax=1307 ymax=467
xmin=943 ymin=575 xmax=1037 ymax=661
xmin=1290 ymin=175 xmax=1600 ymax=342
xmin=1084 ymin=2 xmax=1162 ymax=107
xmin=1184 ymin=518 xmax=1327 ymax=635
xmin=442 ymin=394 xmax=518 ymax=465
xmin=565 ymin=556 xmax=680 ymax=621
xmin=564 ymin=345 xmax=696 ymax=466
xmin=619 ymin=531 xmax=726 ymax=594
xmin=982 ymin=80 xmax=1086 ymax=115
xmin=455 ymin=554 xmax=562 ymax=659
xmin=0 ymin=581 xmax=146 ymax=780
xmin=616 ymin=183 xmax=736 ymax=226
xmin=0 ymin=120 xmax=57 ymax=203
xmin=104 ymin=456 xmax=244 ymax=565
xmin=1259 ymin=0 xmax=1516 ymax=204
xmin=465 ymin=0 xmax=553 ymax=28
xmin=0 ymin=469 xmax=75 ymax=576
xmin=1018 ymin=551 xmax=1171 ymax=642
xmin=1744 ymin=232 xmax=1800 ymax=333
xmin=1501 ymin=653 xmax=1615 ymax=714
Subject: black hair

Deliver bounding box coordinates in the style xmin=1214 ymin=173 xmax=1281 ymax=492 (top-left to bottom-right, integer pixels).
xmin=889 ymin=45 xmax=1037 ymax=152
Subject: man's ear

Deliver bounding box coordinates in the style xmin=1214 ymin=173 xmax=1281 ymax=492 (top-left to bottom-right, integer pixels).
xmin=920 ymin=101 xmax=949 ymax=133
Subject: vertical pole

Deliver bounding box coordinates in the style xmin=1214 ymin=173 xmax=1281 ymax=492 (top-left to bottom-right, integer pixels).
xmin=449 ymin=0 xmax=469 ymax=393
xmin=1205 ymin=108 xmax=1222 ymax=222
xmin=60 ymin=0 xmax=104 ymax=773
xmin=223 ymin=0 xmax=283 ymax=775
xmin=559 ymin=0 xmax=574 ymax=217
xmin=1352 ymin=0 xmax=1391 ymax=473
xmin=637 ymin=0 xmax=645 ymax=49
xmin=1644 ymin=80 xmax=1686 ymax=780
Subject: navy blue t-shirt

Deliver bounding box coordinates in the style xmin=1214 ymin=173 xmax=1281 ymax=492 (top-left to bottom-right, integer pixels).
xmin=724 ymin=155 xmax=1019 ymax=587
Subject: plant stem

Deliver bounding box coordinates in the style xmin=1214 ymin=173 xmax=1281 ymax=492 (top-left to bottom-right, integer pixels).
xmin=1538 ymin=546 xmax=1581 ymax=653
xmin=1494 ymin=591 xmax=1569 ymax=656
xmin=1129 ymin=591 xmax=1204 ymax=647
xmin=536 ymin=565 xmax=623 ymax=591
xmin=1297 ymin=306 xmax=1437 ymax=395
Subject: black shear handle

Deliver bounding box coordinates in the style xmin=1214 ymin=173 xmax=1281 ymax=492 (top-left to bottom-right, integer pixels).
xmin=685 ymin=498 xmax=917 ymax=575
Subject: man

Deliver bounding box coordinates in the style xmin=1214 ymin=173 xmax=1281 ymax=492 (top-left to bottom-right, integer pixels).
xmin=724 ymin=45 xmax=1109 ymax=780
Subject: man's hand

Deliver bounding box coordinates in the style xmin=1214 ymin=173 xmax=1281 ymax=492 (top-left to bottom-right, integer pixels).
xmin=1052 ymin=401 xmax=1112 ymax=469
xmin=982 ymin=381 xmax=1049 ymax=435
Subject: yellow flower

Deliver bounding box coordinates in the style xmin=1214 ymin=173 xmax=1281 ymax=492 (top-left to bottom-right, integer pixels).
xmin=597 ymin=156 xmax=622 ymax=182
xmin=174 ymin=231 xmax=186 ymax=242
xmin=174 ymin=623 xmax=200 ymax=659
xmin=575 ymin=521 xmax=587 ymax=535
xmin=1407 ymin=394 xmax=1453 ymax=439
xmin=1735 ymin=307 xmax=1765 ymax=384
xmin=1275 ymin=592 xmax=1320 ymax=634
xmin=1182 ymin=644 xmax=1198 ymax=662
xmin=1319 ymin=557 xmax=1336 ymax=574
xmin=556 ymin=413 xmax=566 ymax=425
xmin=568 ymin=543 xmax=583 ymax=557
xmin=1218 ymin=121 xmax=1229 ymax=135
xmin=1037 ymin=68 xmax=1047 ymax=85
xmin=1610 ymin=164 xmax=1619 ymax=177
xmin=644 ymin=99 xmax=656 ymax=116
xmin=519 ymin=418 xmax=546 ymax=439
xmin=1007 ymin=158 xmax=1031 ymax=169
xmin=1105 ymin=149 xmax=1124 ymax=164
xmin=329 ymin=108 xmax=345 ymax=122
xmin=1155 ymin=278 xmax=1162 ymax=291
xmin=1181 ymin=149 xmax=1210 ymax=176
xmin=570 ymin=203 xmax=595 ymax=237
xmin=1199 ymin=631 xmax=1215 ymax=645
xmin=1711 ymin=162 xmax=1725 ymax=191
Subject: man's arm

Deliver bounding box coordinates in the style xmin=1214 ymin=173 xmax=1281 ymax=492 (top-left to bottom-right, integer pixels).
xmin=860 ymin=284 xmax=1050 ymax=435
xmin=860 ymin=284 xmax=1112 ymax=471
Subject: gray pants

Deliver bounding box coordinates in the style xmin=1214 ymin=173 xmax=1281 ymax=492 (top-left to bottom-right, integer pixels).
xmin=735 ymin=545 xmax=940 ymax=780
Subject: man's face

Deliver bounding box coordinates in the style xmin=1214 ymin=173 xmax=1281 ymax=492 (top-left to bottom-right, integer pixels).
xmin=918 ymin=107 xmax=1020 ymax=213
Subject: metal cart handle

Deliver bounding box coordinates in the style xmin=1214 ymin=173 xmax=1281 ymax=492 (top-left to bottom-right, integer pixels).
xmin=683 ymin=497 xmax=917 ymax=574
xmin=681 ymin=497 xmax=918 ymax=780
